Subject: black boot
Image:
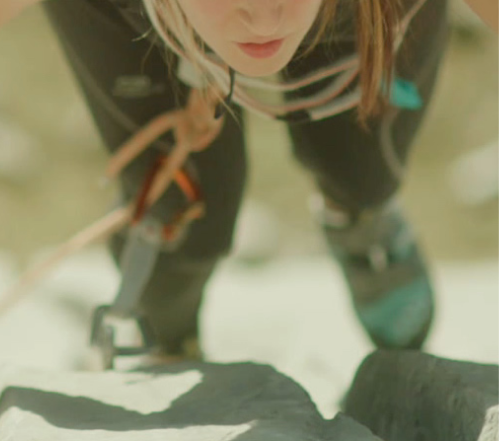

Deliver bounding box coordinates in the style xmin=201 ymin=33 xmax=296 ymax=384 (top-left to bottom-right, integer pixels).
xmin=109 ymin=232 xmax=218 ymax=359
xmin=312 ymin=195 xmax=435 ymax=349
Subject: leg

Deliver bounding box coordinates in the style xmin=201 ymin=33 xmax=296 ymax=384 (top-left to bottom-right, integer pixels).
xmin=283 ymin=0 xmax=449 ymax=349
xmin=44 ymin=0 xmax=247 ymax=355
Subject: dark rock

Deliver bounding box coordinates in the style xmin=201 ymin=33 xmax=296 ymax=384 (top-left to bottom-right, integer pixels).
xmin=0 ymin=361 xmax=381 ymax=440
xmin=344 ymin=350 xmax=499 ymax=441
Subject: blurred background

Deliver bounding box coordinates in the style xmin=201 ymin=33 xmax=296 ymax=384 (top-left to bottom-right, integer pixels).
xmin=0 ymin=1 xmax=497 ymax=263
xmin=0 ymin=0 xmax=497 ymax=417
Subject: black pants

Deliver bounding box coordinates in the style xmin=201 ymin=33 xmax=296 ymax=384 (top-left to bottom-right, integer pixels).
xmin=44 ymin=0 xmax=448 ymax=352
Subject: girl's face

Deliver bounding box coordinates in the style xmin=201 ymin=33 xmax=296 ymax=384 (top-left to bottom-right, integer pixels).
xmin=177 ymin=0 xmax=323 ymax=77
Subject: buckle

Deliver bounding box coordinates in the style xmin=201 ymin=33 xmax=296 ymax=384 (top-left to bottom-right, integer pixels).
xmin=90 ymin=305 xmax=157 ymax=370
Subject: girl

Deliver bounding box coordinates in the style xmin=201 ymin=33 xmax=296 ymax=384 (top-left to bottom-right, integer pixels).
xmin=2 ymin=0 xmax=496 ymax=359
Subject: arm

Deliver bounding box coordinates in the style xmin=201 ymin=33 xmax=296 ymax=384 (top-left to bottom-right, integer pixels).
xmin=464 ymin=0 xmax=498 ymax=32
xmin=0 ymin=0 xmax=43 ymax=27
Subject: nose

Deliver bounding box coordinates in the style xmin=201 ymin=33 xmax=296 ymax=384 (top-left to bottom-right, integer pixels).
xmin=238 ymin=0 xmax=284 ymax=38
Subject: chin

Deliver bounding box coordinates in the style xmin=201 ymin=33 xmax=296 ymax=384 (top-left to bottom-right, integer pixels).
xmin=234 ymin=62 xmax=287 ymax=78
xmin=229 ymin=53 xmax=293 ymax=77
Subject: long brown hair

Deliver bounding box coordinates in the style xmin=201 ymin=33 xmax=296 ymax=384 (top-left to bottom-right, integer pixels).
xmin=355 ymin=0 xmax=401 ymax=119
xmin=143 ymin=0 xmax=402 ymax=121
xmin=304 ymin=0 xmax=402 ymax=120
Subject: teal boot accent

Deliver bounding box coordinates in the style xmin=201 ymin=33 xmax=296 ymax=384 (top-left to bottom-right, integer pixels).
xmin=314 ymin=196 xmax=435 ymax=349
xmin=389 ymin=77 xmax=423 ymax=110
xmin=352 ymin=260 xmax=434 ymax=349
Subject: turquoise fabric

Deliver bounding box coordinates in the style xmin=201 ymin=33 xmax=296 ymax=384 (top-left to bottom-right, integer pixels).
xmin=357 ymin=276 xmax=433 ymax=347
xmin=389 ymin=78 xmax=423 ymax=110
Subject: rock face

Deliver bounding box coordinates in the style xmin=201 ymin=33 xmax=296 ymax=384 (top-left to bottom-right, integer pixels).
xmin=0 ymin=361 xmax=380 ymax=441
xmin=344 ymin=350 xmax=499 ymax=441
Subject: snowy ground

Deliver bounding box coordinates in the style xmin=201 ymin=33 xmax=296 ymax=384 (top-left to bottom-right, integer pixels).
xmin=0 ymin=234 xmax=496 ymax=418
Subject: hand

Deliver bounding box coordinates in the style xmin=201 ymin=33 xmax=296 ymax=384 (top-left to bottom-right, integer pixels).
xmin=464 ymin=0 xmax=498 ymax=33
xmin=0 ymin=0 xmax=42 ymax=27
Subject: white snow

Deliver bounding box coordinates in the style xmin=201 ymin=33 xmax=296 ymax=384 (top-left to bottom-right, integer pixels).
xmin=0 ymin=244 xmax=496 ymax=417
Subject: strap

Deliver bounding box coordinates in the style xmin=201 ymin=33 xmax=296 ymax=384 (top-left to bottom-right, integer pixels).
xmin=111 ymin=217 xmax=163 ymax=318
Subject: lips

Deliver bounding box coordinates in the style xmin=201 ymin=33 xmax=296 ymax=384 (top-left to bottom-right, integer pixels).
xmin=236 ymin=39 xmax=284 ymax=59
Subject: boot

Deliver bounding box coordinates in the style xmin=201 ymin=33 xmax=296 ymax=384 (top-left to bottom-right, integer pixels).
xmin=312 ymin=195 xmax=434 ymax=349
xmin=109 ymin=232 xmax=217 ymax=360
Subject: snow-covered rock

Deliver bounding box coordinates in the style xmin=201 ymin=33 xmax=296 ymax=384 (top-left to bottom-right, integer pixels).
xmin=0 ymin=247 xmax=497 ymax=417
